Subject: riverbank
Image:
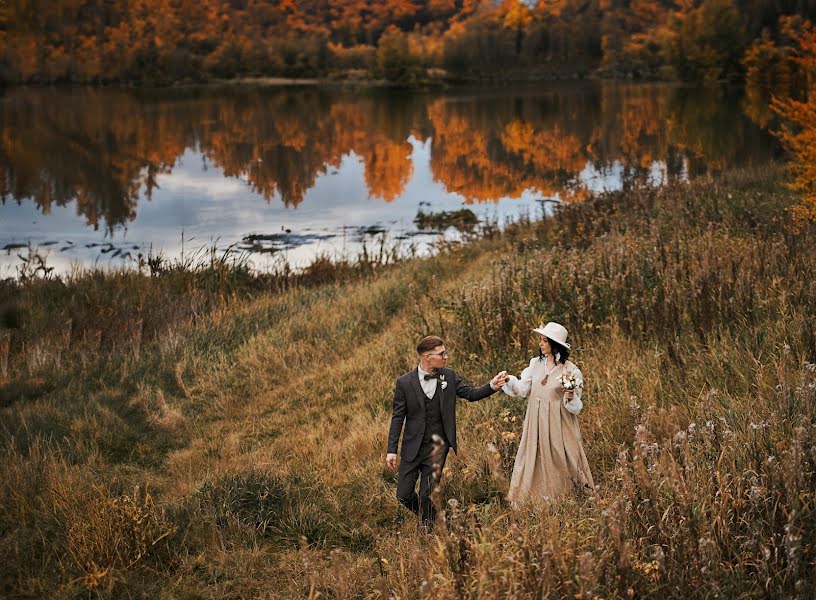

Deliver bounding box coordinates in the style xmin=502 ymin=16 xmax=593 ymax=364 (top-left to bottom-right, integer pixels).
xmin=2 ymin=165 xmax=815 ymax=598
xmin=0 ymin=67 xmax=660 ymax=92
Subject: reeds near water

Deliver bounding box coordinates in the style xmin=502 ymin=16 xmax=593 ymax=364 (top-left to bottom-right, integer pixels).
xmin=1 ymin=166 xmax=814 ymax=598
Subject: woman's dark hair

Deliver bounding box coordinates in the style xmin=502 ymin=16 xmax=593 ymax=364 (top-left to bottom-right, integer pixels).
xmin=539 ymin=337 xmax=570 ymax=364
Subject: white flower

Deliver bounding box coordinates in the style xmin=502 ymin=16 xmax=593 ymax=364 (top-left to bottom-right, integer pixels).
xmin=440 ymin=374 xmax=447 ymax=390
xmin=559 ymin=369 xmax=580 ymax=390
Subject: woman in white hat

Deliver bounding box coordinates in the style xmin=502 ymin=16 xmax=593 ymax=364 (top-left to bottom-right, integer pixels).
xmin=502 ymin=322 xmax=594 ymax=503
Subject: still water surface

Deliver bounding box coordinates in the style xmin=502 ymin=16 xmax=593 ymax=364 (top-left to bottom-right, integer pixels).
xmin=0 ymin=83 xmax=780 ymax=277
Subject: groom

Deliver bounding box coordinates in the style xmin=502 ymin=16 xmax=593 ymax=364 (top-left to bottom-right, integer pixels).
xmin=386 ymin=335 xmax=507 ymax=529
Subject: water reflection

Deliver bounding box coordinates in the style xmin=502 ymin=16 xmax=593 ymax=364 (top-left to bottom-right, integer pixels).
xmin=0 ymin=83 xmax=780 ymax=272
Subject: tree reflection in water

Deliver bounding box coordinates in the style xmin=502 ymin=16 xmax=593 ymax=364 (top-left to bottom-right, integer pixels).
xmin=0 ymin=83 xmax=779 ymax=231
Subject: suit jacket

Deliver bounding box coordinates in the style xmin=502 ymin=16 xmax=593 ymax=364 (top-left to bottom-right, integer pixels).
xmin=387 ymin=367 xmax=497 ymax=462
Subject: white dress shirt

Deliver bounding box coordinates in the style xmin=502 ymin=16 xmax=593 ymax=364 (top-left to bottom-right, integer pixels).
xmin=417 ymin=364 xmax=439 ymax=398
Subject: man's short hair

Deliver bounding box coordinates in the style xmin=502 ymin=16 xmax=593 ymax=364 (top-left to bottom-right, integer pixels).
xmin=417 ymin=335 xmax=445 ymax=354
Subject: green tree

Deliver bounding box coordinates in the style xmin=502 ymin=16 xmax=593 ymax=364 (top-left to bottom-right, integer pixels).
xmin=375 ymin=25 xmax=421 ymax=85
xmin=665 ymin=0 xmax=745 ymax=81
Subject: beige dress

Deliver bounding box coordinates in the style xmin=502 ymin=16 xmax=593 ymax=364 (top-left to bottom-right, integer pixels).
xmin=503 ymin=358 xmax=594 ymax=503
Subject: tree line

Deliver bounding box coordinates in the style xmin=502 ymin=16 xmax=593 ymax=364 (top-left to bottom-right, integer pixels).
xmin=0 ymin=0 xmax=814 ymax=86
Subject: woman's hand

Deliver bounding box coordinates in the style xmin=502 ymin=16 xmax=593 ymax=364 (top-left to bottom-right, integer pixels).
xmin=491 ymin=371 xmax=509 ymax=388
xmin=563 ymin=389 xmax=575 ymax=401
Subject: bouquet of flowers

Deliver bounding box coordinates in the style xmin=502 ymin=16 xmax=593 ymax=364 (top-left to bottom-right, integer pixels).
xmin=559 ymin=369 xmax=581 ymax=391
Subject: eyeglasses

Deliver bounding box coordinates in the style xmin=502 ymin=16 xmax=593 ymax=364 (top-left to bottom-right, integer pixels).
xmin=426 ymin=350 xmax=449 ymax=358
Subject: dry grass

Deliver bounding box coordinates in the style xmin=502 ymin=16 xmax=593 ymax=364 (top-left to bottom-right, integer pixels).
xmin=1 ymin=165 xmax=814 ymax=598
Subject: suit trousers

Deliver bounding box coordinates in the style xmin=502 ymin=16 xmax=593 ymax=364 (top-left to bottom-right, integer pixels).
xmin=396 ymin=439 xmax=449 ymax=528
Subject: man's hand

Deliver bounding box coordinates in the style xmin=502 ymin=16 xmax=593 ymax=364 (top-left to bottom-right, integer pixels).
xmin=386 ymin=453 xmax=398 ymax=470
xmin=491 ymin=371 xmax=509 ymax=389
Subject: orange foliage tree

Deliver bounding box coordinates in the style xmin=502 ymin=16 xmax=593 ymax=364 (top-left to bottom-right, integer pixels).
xmin=1 ymin=0 xmax=816 ymax=83
xmin=772 ymin=20 xmax=816 ymax=229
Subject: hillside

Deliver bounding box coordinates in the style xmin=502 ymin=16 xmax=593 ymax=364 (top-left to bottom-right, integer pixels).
xmin=1 ymin=165 xmax=815 ymax=598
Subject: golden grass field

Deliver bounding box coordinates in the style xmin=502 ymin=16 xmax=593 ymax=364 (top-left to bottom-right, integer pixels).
xmin=1 ymin=166 xmax=814 ymax=598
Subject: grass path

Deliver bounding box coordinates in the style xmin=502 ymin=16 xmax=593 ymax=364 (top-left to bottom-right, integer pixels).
xmin=147 ymin=243 xmax=510 ymax=594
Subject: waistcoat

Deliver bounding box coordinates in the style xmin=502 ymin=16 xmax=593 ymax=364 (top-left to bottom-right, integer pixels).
xmin=422 ymin=381 xmax=447 ymax=445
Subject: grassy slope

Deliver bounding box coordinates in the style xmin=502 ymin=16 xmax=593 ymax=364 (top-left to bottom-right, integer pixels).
xmin=1 ymin=166 xmax=815 ymax=598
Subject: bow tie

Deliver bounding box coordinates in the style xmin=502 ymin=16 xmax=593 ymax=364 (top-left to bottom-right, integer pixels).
xmin=423 ymin=372 xmax=440 ymax=380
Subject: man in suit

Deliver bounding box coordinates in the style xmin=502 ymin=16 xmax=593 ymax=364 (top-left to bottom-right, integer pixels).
xmin=386 ymin=335 xmax=508 ymax=529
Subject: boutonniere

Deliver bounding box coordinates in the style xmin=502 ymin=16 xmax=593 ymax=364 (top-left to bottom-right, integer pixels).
xmin=440 ymin=374 xmax=447 ymax=390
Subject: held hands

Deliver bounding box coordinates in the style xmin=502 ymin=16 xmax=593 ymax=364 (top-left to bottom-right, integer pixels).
xmin=386 ymin=453 xmax=398 ymax=470
xmin=491 ymin=371 xmax=509 ymax=389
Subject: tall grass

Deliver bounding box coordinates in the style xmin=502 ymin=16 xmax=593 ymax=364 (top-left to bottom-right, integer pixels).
xmin=0 ymin=239 xmax=415 ymax=409
xmin=413 ymin=167 xmax=816 ymax=598
xmin=1 ymin=165 xmax=814 ymax=598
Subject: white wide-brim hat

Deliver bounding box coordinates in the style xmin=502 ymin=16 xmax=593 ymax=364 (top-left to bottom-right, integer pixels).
xmin=532 ymin=322 xmax=570 ymax=349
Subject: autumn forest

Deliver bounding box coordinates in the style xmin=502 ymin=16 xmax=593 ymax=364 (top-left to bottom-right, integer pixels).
xmin=1 ymin=0 xmax=816 ymax=86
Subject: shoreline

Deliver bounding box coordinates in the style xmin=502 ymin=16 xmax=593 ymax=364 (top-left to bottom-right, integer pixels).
xmin=0 ymin=164 xmax=789 ymax=289
xmin=0 ymin=72 xmax=738 ymax=92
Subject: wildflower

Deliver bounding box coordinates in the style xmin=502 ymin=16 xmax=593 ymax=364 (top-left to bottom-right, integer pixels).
xmin=641 ymin=559 xmax=660 ymax=581
xmin=784 ymin=523 xmax=801 ymax=562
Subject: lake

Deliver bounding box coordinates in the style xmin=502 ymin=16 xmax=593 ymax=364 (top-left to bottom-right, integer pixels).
xmin=0 ymin=82 xmax=781 ymax=278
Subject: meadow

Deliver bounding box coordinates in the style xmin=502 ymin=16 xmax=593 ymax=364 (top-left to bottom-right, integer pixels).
xmin=1 ymin=165 xmax=814 ymax=598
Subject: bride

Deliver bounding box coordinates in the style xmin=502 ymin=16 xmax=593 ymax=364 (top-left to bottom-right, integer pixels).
xmin=502 ymin=322 xmax=594 ymax=503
